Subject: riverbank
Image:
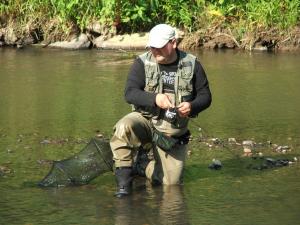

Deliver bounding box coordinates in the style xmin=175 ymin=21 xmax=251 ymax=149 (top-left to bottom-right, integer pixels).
xmin=1 ymin=0 xmax=300 ymax=52
xmin=0 ymin=19 xmax=299 ymax=52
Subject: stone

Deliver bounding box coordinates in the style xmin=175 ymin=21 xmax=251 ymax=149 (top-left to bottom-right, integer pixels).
xmin=96 ymin=134 xmax=103 ymax=138
xmin=243 ymin=147 xmax=252 ymax=153
xmin=228 ymin=138 xmax=237 ymax=143
xmin=242 ymin=140 xmax=255 ymax=147
xmin=252 ymin=41 xmax=268 ymax=51
xmin=16 ymin=43 xmax=23 ymax=49
xmin=294 ymin=157 xmax=298 ymax=162
xmin=208 ymin=159 xmax=222 ymax=170
xmin=210 ymin=138 xmax=221 ymax=144
xmin=275 ymin=145 xmax=290 ymax=153
xmin=40 ymin=139 xmax=51 ymax=144
xmin=0 ymin=165 xmax=12 ymax=176
xmin=49 ymin=33 xmax=91 ymax=50
xmin=94 ymin=32 xmax=148 ymax=50
xmin=243 ymin=147 xmax=252 ymax=156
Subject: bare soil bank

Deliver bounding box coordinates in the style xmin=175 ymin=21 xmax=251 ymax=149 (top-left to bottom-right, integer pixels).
xmin=0 ymin=20 xmax=299 ymax=51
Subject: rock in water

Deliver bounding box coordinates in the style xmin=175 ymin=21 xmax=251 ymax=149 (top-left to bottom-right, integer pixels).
xmin=208 ymin=159 xmax=222 ymax=170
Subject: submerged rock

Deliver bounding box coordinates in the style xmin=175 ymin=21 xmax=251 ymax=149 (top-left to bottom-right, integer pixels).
xmin=96 ymin=133 xmax=103 ymax=138
xmin=36 ymin=159 xmax=52 ymax=166
xmin=242 ymin=140 xmax=256 ymax=147
xmin=248 ymin=157 xmax=297 ymax=170
xmin=243 ymin=147 xmax=252 ymax=157
xmin=40 ymin=139 xmax=51 ymax=144
xmin=210 ymin=138 xmax=221 ymax=145
xmin=208 ymin=159 xmax=222 ymax=170
xmin=228 ymin=138 xmax=237 ymax=143
xmin=275 ymin=145 xmax=290 ymax=153
xmin=0 ymin=165 xmax=12 ymax=176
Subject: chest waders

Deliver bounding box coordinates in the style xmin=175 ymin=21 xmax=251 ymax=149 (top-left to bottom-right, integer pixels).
xmin=134 ymin=50 xmax=196 ymax=145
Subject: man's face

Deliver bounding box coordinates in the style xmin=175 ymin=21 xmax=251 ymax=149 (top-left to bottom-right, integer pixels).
xmin=150 ymin=39 xmax=177 ymax=64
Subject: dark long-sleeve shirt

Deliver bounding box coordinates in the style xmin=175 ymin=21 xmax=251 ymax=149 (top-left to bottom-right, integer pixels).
xmin=124 ymin=52 xmax=212 ymax=117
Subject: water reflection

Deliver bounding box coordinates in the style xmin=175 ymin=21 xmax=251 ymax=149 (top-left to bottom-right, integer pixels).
xmin=113 ymin=182 xmax=189 ymax=225
xmin=158 ymin=185 xmax=189 ymax=225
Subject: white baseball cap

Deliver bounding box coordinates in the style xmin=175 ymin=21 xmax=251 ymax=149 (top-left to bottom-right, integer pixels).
xmin=147 ymin=24 xmax=176 ymax=48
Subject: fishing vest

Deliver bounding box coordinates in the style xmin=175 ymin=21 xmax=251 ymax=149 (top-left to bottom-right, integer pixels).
xmin=133 ymin=50 xmax=196 ymax=131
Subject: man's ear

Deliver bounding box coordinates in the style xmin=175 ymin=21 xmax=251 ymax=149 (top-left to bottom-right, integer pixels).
xmin=172 ymin=39 xmax=177 ymax=49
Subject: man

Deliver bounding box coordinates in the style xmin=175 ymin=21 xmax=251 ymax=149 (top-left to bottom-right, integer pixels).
xmin=110 ymin=24 xmax=212 ymax=197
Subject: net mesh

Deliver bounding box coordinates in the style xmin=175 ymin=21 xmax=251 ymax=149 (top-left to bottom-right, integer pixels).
xmin=39 ymin=137 xmax=113 ymax=187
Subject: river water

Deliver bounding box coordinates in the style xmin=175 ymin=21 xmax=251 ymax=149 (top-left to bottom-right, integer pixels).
xmin=0 ymin=47 xmax=300 ymax=225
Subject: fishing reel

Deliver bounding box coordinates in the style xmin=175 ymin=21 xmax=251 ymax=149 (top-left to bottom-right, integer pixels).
xmin=165 ymin=107 xmax=177 ymax=123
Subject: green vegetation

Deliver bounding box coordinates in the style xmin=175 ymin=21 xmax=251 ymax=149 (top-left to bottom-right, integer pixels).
xmin=0 ymin=0 xmax=299 ymax=47
xmin=1 ymin=0 xmax=299 ymax=30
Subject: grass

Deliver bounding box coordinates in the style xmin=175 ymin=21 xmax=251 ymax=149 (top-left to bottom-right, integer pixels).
xmin=0 ymin=0 xmax=299 ymax=46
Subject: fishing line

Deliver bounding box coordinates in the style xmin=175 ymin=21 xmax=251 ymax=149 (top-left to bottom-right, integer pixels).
xmin=188 ymin=118 xmax=242 ymax=160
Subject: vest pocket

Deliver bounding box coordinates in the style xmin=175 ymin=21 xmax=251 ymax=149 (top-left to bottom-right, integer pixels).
xmin=181 ymin=67 xmax=192 ymax=78
xmin=145 ymin=72 xmax=159 ymax=92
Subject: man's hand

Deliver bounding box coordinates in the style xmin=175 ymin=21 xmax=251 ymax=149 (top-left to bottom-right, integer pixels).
xmin=155 ymin=94 xmax=174 ymax=109
xmin=177 ymin=102 xmax=191 ymax=117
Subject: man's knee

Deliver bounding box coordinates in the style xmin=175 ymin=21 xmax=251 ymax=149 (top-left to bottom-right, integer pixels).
xmin=114 ymin=113 xmax=152 ymax=142
xmin=114 ymin=116 xmax=136 ymax=137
